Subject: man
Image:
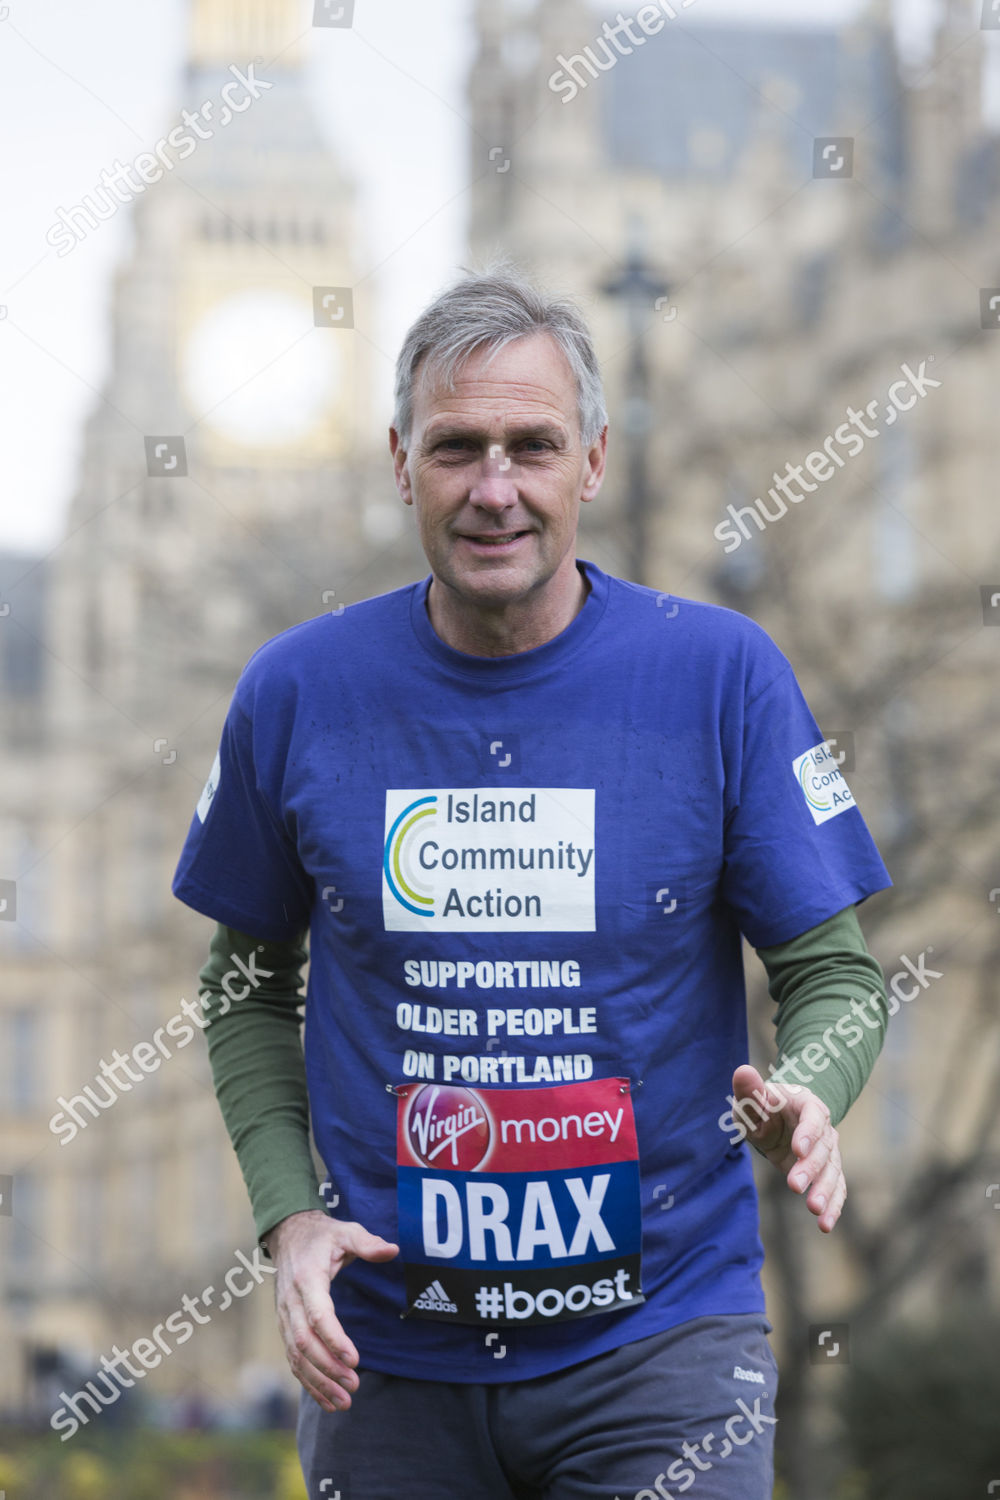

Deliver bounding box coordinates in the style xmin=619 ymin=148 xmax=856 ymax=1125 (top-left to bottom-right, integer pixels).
xmin=173 ymin=264 xmax=891 ymax=1500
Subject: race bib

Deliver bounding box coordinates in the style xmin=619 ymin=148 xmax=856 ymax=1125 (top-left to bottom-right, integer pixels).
xmin=395 ymin=1076 xmax=644 ymax=1326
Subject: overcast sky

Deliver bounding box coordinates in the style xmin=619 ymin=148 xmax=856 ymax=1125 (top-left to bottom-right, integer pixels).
xmin=0 ymin=0 xmax=967 ymax=552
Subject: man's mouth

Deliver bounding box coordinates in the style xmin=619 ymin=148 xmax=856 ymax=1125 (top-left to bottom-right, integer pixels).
xmin=458 ymin=530 xmax=531 ymax=549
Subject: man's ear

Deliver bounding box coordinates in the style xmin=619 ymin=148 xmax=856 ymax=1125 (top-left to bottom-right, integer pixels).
xmin=581 ymin=425 xmax=608 ymax=503
xmin=388 ymin=427 xmax=413 ymax=506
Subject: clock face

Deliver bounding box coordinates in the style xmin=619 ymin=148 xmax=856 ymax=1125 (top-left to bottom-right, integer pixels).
xmin=182 ymin=289 xmax=341 ymax=446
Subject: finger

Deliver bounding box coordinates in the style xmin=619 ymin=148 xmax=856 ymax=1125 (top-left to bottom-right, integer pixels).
xmin=301 ymin=1346 xmax=359 ymax=1407
xmin=732 ymin=1063 xmax=765 ymax=1095
xmin=788 ymin=1137 xmax=841 ymax=1215
xmin=816 ymin=1170 xmax=847 ymax=1233
xmin=340 ymin=1225 xmax=400 ymax=1263
xmin=788 ymin=1132 xmax=833 ymax=1193
xmin=298 ymin=1363 xmax=352 ymax=1413
xmin=802 ymin=1150 xmax=842 ymax=1217
xmin=732 ymin=1067 xmax=778 ymax=1127
xmin=296 ymin=1259 xmax=362 ymax=1353
xmin=790 ymin=1097 xmax=831 ymax=1156
xmin=285 ymin=1320 xmax=360 ymax=1404
xmin=791 ymin=1098 xmax=833 ymax=1140
xmin=278 ymin=1276 xmax=360 ymax=1384
xmin=287 ymin=1292 xmax=360 ymax=1380
xmin=732 ymin=1065 xmax=790 ymax=1119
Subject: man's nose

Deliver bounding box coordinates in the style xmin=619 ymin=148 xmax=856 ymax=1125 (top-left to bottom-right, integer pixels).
xmin=483 ymin=442 xmax=513 ymax=478
xmin=469 ymin=444 xmax=519 ymax=507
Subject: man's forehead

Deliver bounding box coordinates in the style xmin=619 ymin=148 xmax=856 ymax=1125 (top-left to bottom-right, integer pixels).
xmin=422 ymin=410 xmax=570 ymax=442
xmin=413 ymin=334 xmax=577 ymax=428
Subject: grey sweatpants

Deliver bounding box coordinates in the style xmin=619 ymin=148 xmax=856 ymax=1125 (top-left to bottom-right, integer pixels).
xmin=297 ymin=1313 xmax=778 ymax=1500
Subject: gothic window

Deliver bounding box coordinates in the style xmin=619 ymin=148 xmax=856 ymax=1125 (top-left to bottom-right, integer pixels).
xmin=9 ymin=1170 xmax=43 ymax=1279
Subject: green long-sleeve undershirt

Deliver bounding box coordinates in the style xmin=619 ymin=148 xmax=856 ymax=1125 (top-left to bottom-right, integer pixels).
xmin=197 ymin=905 xmax=888 ymax=1245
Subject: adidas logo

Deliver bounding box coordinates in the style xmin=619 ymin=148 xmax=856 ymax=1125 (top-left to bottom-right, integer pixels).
xmin=412 ymin=1280 xmax=458 ymax=1314
xmin=733 ymin=1365 xmax=766 ymax=1384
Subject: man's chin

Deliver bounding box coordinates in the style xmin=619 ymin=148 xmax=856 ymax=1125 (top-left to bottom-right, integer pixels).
xmin=439 ymin=561 xmax=543 ymax=609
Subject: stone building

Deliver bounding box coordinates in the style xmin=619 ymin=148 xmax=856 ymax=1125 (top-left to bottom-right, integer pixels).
xmin=0 ymin=0 xmax=409 ymax=1423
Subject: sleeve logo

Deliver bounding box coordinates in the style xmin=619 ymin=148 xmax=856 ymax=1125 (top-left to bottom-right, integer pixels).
xmin=196 ymin=750 xmax=222 ymax=824
xmin=792 ymin=741 xmax=856 ymax=825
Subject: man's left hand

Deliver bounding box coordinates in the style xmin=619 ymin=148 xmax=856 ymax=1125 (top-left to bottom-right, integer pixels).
xmin=732 ymin=1064 xmax=845 ymax=1233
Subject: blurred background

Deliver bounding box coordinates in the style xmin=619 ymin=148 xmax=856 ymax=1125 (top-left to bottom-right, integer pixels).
xmin=2 ymin=0 xmax=1000 ymax=1495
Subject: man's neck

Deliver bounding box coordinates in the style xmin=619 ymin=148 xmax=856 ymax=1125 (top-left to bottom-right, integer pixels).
xmin=426 ymin=564 xmax=589 ymax=658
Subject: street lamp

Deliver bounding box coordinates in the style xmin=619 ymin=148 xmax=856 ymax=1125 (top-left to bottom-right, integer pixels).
xmin=600 ymin=220 xmax=670 ymax=586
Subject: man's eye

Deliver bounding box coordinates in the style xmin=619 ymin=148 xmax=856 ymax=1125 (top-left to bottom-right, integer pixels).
xmin=435 ymin=439 xmax=550 ymax=456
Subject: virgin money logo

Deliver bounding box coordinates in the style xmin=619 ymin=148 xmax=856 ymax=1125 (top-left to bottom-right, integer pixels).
xmin=407 ymin=1084 xmax=491 ymax=1170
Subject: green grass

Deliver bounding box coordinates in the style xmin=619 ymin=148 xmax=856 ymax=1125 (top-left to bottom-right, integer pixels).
xmin=0 ymin=1429 xmax=308 ymax=1500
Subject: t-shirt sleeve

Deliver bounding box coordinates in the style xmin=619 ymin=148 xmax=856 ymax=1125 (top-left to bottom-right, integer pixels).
xmin=171 ymin=689 xmax=313 ymax=942
xmin=720 ymin=652 xmax=892 ymax=948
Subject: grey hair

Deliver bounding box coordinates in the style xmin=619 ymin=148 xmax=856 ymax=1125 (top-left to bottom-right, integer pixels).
xmin=392 ymin=255 xmax=608 ymax=450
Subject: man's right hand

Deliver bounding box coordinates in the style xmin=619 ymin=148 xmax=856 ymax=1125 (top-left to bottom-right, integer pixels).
xmin=263 ymin=1209 xmax=399 ymax=1412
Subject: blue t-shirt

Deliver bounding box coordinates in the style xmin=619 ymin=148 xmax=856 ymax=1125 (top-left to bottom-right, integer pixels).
xmin=172 ymin=559 xmax=891 ymax=1382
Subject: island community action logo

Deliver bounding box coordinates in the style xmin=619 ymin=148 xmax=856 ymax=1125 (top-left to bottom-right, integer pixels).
xmin=382 ymin=787 xmax=596 ymax=932
xmin=196 ymin=750 xmax=221 ymax=823
xmin=792 ymin=741 xmax=856 ymax=825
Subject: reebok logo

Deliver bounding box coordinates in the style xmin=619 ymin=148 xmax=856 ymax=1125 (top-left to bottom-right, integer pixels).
xmin=733 ymin=1365 xmax=766 ymax=1384
xmin=412 ymin=1279 xmax=458 ymax=1314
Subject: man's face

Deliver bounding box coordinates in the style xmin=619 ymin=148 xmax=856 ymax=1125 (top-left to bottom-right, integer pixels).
xmin=389 ymin=332 xmax=606 ymax=613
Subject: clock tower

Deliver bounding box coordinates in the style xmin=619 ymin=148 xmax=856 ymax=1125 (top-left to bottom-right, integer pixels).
xmin=187 ymin=0 xmax=308 ymax=67
xmin=25 ymin=4 xmax=375 ymax=1382
xmin=49 ymin=0 xmax=368 ymax=746
xmin=176 ymin=0 xmax=353 ymax=473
